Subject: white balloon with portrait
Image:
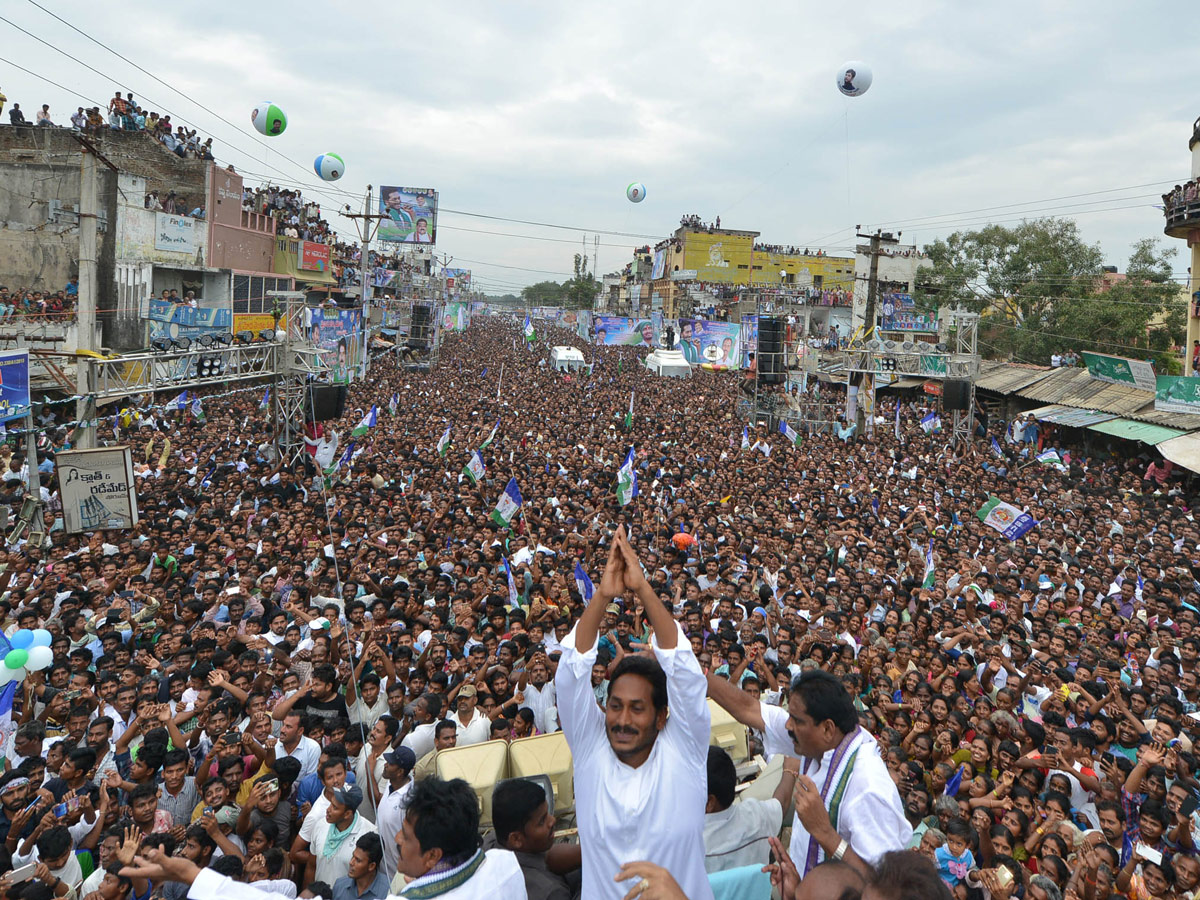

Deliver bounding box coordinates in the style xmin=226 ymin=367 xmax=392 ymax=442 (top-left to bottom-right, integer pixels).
xmin=836 ymin=62 xmax=873 ymax=98
xmin=626 ymin=183 xmax=647 ymax=204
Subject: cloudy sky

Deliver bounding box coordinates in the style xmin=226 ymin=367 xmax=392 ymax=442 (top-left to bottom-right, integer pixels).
xmin=0 ymin=1 xmax=1194 ymax=293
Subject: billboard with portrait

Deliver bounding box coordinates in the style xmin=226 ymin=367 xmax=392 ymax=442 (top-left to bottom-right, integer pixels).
xmin=309 ymin=308 xmax=363 ymax=382
xmin=593 ymin=316 xmax=657 ymax=347
xmin=378 ymin=186 xmax=438 ymax=245
xmin=740 ymin=314 xmax=758 ymax=366
xmin=0 ymin=349 xmax=29 ymax=423
xmin=673 ymin=319 xmax=743 ymax=368
xmin=443 ymin=302 xmax=470 ymax=332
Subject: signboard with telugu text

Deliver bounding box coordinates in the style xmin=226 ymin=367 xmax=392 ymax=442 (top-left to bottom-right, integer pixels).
xmin=1082 ymin=351 xmax=1157 ymax=393
xmin=56 ymin=447 xmax=139 ymax=533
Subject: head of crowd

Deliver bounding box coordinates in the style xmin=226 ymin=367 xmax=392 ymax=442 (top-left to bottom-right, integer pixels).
xmin=0 ymin=315 xmax=1197 ymax=900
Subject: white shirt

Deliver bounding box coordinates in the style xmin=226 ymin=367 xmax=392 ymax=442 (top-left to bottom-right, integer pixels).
xmin=401 ymin=722 xmax=437 ymax=761
xmin=761 ymin=706 xmax=911 ymax=870
xmin=278 ymin=734 xmax=321 ymax=780
xmin=519 ymin=681 xmax=558 ymax=735
xmin=393 ymin=848 xmax=527 ymax=900
xmin=703 ymin=798 xmax=783 ymax=874
xmin=376 ymin=778 xmax=416 ymax=881
xmin=352 ymin=746 xmax=387 ymax=823
xmin=453 ymin=708 xmax=492 ymax=747
xmin=307 ymin=812 xmax=377 ymax=884
xmin=556 ymin=622 xmax=714 ymax=900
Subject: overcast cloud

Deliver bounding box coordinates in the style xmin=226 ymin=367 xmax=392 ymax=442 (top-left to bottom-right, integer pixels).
xmin=0 ymin=1 xmax=1194 ymax=291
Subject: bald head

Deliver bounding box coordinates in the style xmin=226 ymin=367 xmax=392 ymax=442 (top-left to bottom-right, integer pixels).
xmin=796 ymin=859 xmax=863 ymax=900
xmin=861 ymin=851 xmax=951 ymax=900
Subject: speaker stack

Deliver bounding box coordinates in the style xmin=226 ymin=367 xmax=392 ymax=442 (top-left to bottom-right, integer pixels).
xmin=307 ymin=384 xmax=348 ymax=422
xmin=943 ymin=380 xmax=971 ymax=411
xmin=409 ymin=304 xmax=434 ymax=349
xmin=757 ymin=316 xmax=786 ymax=384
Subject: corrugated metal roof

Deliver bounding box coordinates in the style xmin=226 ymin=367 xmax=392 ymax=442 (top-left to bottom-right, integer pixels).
xmin=1015 ymin=367 xmax=1197 ymax=427
xmin=975 ymin=360 xmax=1056 ymax=395
xmin=1024 ymin=404 xmax=1116 ymax=427
xmin=1087 ymin=418 xmax=1186 ymax=445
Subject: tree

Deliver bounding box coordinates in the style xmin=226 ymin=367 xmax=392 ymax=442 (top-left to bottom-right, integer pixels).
xmin=520 ymin=281 xmax=565 ymax=306
xmin=561 ymin=253 xmax=599 ymax=309
xmin=913 ymin=219 xmax=1182 ymax=365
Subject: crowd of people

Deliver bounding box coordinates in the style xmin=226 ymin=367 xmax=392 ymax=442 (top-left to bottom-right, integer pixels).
xmin=241 ymin=187 xmax=335 ymax=246
xmin=0 ymin=281 xmax=78 ymax=320
xmin=0 ymin=315 xmax=1198 ymax=900
xmin=0 ymin=88 xmax=217 ymax=163
xmin=1163 ymin=181 xmax=1200 ymax=215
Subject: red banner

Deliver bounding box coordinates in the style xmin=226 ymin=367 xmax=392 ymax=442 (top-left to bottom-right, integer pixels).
xmin=300 ymin=241 xmax=330 ymax=272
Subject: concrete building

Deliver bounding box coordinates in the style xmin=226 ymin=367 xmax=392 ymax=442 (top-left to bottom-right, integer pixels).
xmin=850 ymin=241 xmax=932 ymax=334
xmin=644 ymin=221 xmax=855 ymax=319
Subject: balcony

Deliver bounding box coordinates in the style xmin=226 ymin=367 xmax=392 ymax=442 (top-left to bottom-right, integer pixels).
xmin=1163 ymin=185 xmax=1200 ymax=240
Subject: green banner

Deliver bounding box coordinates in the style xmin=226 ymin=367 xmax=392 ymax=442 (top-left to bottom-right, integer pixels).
xmin=919 ymin=355 xmax=948 ymax=376
xmin=1081 ymin=351 xmax=1156 ymax=392
xmin=1155 ymin=376 xmax=1200 ymax=415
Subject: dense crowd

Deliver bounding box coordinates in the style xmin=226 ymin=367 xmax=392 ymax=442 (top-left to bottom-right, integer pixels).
xmin=242 ymin=187 xmax=334 ymax=245
xmin=0 ymin=317 xmax=1198 ymax=900
xmin=0 ymin=281 xmax=78 ymax=320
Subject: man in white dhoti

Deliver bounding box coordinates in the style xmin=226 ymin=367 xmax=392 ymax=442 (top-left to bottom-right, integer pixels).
xmin=556 ymin=527 xmax=713 ymax=900
xmin=706 ymin=668 xmax=911 ymax=878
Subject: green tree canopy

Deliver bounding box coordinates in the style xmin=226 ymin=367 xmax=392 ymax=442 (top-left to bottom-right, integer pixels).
xmin=914 ymin=219 xmax=1181 ymax=369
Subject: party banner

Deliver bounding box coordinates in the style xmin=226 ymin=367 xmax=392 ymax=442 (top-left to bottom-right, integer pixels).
xmin=1155 ymin=376 xmax=1200 ymax=415
xmin=442 ymin=302 xmax=469 ymax=332
xmin=309 ymin=308 xmax=363 ymax=383
xmin=674 ymin=319 xmax=743 ymax=367
xmin=593 ymin=316 xmax=658 ymax=347
xmin=740 ymin=314 xmax=759 ymax=368
xmin=148 ymin=300 xmax=233 ymax=342
xmin=0 ymin=350 xmax=29 ymax=423
xmin=378 ymin=186 xmax=438 ymax=244
xmin=1083 ymin=351 xmax=1157 ymax=393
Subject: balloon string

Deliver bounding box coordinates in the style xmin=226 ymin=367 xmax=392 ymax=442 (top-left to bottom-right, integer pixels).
xmin=843 ymin=103 xmax=852 ymax=218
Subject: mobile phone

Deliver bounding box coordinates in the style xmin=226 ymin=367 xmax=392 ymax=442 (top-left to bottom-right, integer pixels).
xmin=9 ymin=863 xmax=37 ymax=884
xmin=993 ymin=867 xmax=1014 ymax=889
xmin=1136 ymin=843 xmax=1164 ymax=865
xmin=224 ymin=731 xmax=241 ymax=744
xmin=1182 ymin=794 xmax=1200 ymax=819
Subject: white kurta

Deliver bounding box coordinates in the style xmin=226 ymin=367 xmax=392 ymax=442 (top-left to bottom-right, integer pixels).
xmin=395 ymin=849 xmax=528 ymax=899
xmin=556 ymin=621 xmax=714 ymax=900
xmin=703 ymin=797 xmax=783 ymax=874
xmin=760 ymin=706 xmax=912 ymax=868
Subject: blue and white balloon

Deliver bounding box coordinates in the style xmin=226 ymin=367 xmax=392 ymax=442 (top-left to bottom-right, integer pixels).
xmin=626 ymin=182 xmax=646 ymax=203
xmin=314 ymin=153 xmax=345 ymax=182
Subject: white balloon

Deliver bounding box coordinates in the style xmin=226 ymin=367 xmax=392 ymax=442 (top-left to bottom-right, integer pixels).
xmin=836 ymin=61 xmax=873 ymax=97
xmin=25 ymin=645 xmax=53 ymax=671
xmin=0 ymin=665 xmax=22 ymax=685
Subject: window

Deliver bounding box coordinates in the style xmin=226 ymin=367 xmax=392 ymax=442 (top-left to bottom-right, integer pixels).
xmin=232 ymin=275 xmax=289 ymax=313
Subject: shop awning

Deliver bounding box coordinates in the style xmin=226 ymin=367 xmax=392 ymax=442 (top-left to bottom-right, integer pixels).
xmin=885 ymin=377 xmax=928 ymax=389
xmin=1157 ymin=432 xmax=1200 ymax=473
xmin=1023 ymin=404 xmax=1116 ymax=428
xmin=1086 ymin=418 xmax=1187 ymax=445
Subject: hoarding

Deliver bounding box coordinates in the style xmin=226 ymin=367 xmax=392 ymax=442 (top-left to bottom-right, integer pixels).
xmin=309 ymin=308 xmax=363 ymax=383
xmin=1082 ymin=351 xmax=1157 ymax=393
xmin=56 ymin=447 xmax=139 ymax=533
xmin=299 ymin=241 xmax=331 ymax=272
xmin=378 ymin=186 xmax=438 ymax=244
xmin=673 ymin=319 xmax=743 ymax=367
xmin=1155 ymin=376 xmax=1200 ymax=415
xmin=593 ymin=316 xmax=658 ymax=347
xmin=148 ymin=301 xmax=233 ymax=343
xmin=154 ymin=213 xmax=196 ymax=254
xmin=443 ymin=302 xmax=469 ymax=332
xmin=0 ymin=350 xmax=30 ymax=423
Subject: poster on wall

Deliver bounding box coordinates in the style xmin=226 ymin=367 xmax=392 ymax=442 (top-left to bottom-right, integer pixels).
xmin=0 ymin=350 xmax=30 ymax=423
xmin=154 ymin=213 xmax=196 ymax=254
xmin=593 ymin=316 xmax=658 ymax=347
xmin=309 ymin=308 xmax=363 ymax=383
xmin=56 ymin=447 xmax=139 ymax=533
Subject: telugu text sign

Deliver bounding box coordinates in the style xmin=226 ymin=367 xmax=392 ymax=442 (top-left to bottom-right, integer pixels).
xmin=154 ymin=213 xmax=196 ymax=254
xmin=56 ymin=447 xmax=139 ymax=533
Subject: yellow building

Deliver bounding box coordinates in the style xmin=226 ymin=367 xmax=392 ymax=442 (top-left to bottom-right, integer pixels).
xmin=650 ymin=224 xmax=854 ymax=316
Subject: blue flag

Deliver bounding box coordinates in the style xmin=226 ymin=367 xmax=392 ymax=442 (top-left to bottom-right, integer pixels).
xmin=260 ymin=388 xmax=270 ymax=410
xmin=502 ymin=556 xmax=520 ymax=606
xmin=943 ymin=764 xmax=965 ymax=796
xmin=173 ymin=391 xmax=188 ymax=412
xmin=574 ymin=560 xmax=595 ymax=602
xmin=991 ymin=436 xmax=1003 ymax=457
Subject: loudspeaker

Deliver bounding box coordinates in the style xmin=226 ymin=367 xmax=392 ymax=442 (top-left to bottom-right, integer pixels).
xmin=757 ymin=316 xmax=786 ymax=383
xmin=410 ymin=304 xmax=434 ymax=347
xmin=307 ymin=384 xmax=347 ymax=422
xmin=943 ymin=380 xmax=971 ymax=411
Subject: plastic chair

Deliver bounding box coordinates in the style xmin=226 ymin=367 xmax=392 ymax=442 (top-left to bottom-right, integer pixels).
xmin=434 ymin=739 xmax=510 ymax=827
xmin=508 ymin=731 xmax=574 ymax=816
xmin=708 ymin=698 xmax=749 ymax=763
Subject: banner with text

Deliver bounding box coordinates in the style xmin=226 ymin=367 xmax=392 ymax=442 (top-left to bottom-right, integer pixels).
xmin=378 ymin=186 xmax=438 ymax=244
xmin=674 ymin=319 xmax=743 ymax=367
xmin=56 ymin=447 xmax=139 ymax=533
xmin=0 ymin=350 xmax=29 ymax=423
xmin=1082 ymin=351 xmax=1157 ymax=393
xmin=593 ymin=316 xmax=658 ymax=347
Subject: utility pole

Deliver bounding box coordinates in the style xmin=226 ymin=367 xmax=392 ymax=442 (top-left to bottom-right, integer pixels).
xmin=340 ymin=187 xmax=385 ymax=378
xmin=75 ymin=148 xmax=99 ymax=449
xmin=854 ymin=228 xmax=899 ymax=436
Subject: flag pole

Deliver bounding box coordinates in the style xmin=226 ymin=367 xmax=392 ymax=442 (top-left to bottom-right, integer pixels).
xmin=497 ymin=363 xmax=504 ymax=401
